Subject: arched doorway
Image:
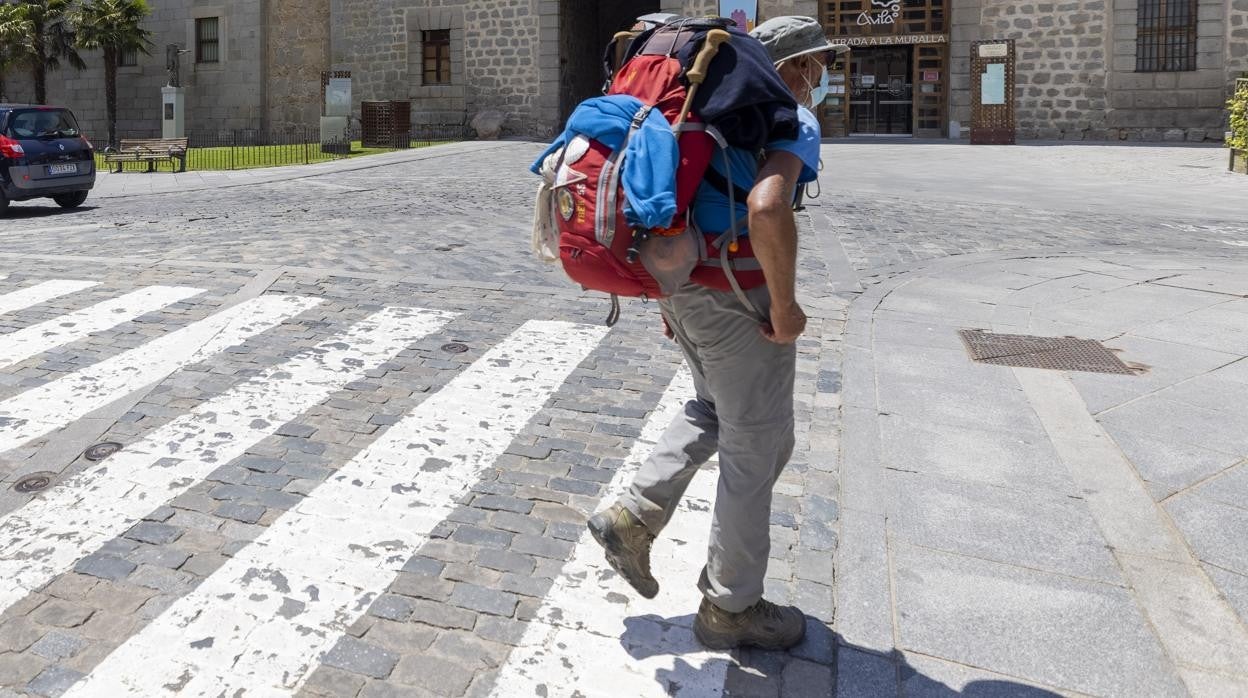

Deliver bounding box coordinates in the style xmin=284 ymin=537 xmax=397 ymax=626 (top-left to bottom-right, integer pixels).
xmin=557 ymin=0 xmax=661 ymax=123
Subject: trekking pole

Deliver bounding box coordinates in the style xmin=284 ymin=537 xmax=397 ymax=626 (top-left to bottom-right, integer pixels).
xmin=674 ymin=29 xmax=730 ymax=130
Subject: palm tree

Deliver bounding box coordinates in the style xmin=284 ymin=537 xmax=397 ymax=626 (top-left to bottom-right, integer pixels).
xmin=3 ymin=0 xmax=86 ymax=104
xmin=73 ymin=0 xmax=152 ymax=147
xmin=0 ymin=3 xmax=34 ymax=102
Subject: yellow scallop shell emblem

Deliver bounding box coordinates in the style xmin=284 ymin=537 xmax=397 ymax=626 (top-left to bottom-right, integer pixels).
xmin=557 ymin=189 xmax=575 ymax=221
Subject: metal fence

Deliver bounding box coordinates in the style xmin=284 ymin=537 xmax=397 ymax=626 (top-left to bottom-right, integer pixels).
xmin=97 ymin=123 xmax=468 ymax=173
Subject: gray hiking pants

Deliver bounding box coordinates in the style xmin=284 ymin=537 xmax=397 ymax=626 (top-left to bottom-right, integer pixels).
xmin=619 ymin=282 xmax=796 ymax=613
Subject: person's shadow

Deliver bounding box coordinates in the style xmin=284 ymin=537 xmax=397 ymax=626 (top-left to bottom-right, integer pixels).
xmin=621 ymin=613 xmax=1063 ymax=697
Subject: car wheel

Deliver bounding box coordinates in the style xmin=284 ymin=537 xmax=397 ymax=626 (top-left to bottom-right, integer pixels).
xmin=0 ymin=193 xmax=8 ymax=216
xmin=53 ymin=191 xmax=88 ymax=209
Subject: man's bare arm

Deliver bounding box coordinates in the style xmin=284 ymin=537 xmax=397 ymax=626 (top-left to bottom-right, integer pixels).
xmin=747 ymin=150 xmax=807 ymax=344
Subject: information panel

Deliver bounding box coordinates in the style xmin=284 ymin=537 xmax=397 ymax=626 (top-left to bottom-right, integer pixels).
xmin=970 ymin=40 xmax=1015 ymax=145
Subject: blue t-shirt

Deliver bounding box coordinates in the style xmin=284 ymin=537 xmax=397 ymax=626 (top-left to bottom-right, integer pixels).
xmin=691 ymin=106 xmax=821 ymax=237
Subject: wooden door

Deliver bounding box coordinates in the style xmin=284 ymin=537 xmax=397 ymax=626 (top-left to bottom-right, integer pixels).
xmin=912 ymin=43 xmax=947 ymax=138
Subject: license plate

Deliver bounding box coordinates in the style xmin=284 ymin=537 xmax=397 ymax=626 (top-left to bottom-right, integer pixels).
xmin=47 ymin=164 xmax=77 ymax=175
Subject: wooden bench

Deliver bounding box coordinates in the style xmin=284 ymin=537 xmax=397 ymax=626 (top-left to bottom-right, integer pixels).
xmin=102 ymin=138 xmax=189 ymax=173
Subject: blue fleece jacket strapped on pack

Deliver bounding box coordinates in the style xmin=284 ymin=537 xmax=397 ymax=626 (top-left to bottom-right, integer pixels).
xmin=531 ymin=95 xmax=679 ymax=230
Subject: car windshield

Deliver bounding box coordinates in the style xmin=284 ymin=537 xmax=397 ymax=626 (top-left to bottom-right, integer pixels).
xmin=4 ymin=109 xmax=82 ymax=139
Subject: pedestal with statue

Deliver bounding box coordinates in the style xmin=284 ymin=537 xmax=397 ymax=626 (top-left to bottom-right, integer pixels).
xmin=161 ymin=44 xmax=188 ymax=139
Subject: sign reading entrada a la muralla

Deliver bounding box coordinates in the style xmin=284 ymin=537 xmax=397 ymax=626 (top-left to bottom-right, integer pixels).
xmin=841 ymin=34 xmax=949 ymax=47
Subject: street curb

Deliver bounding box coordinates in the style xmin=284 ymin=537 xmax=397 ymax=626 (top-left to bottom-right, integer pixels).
xmin=92 ymin=141 xmax=529 ymax=200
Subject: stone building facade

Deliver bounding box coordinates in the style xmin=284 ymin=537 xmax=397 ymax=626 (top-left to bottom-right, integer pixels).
xmin=3 ymin=0 xmax=272 ymax=138
xmin=2 ymin=0 xmax=1244 ymax=142
xmin=947 ymin=0 xmax=1248 ymax=140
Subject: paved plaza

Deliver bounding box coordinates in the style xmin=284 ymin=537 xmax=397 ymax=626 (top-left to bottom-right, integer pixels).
xmin=0 ymin=140 xmax=1243 ymax=697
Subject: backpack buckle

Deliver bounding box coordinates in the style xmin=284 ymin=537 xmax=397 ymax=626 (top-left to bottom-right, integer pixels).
xmin=630 ymin=105 xmax=654 ymax=129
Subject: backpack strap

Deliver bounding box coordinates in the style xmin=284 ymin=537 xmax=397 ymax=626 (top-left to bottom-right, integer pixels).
xmin=606 ymin=294 xmax=621 ymax=327
xmin=716 ymin=147 xmax=765 ymax=322
xmin=702 ymin=166 xmax=752 ymax=206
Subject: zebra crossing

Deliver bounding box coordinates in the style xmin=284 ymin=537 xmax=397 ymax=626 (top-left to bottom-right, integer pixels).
xmin=0 ymin=293 xmax=320 ymax=454
xmin=0 ymin=305 xmax=455 ymax=615
xmin=0 ymin=286 xmax=204 ymax=371
xmin=0 ymin=275 xmax=770 ymax=697
xmin=491 ymin=368 xmax=734 ymax=698
xmin=68 ymin=321 xmax=607 ymax=695
xmin=0 ymin=280 xmax=97 ymax=317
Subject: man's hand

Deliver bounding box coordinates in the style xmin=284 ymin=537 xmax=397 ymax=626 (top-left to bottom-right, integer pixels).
xmin=662 ymin=315 xmax=675 ymax=341
xmin=747 ymin=151 xmax=805 ymax=346
xmin=761 ymin=300 xmax=806 ymax=344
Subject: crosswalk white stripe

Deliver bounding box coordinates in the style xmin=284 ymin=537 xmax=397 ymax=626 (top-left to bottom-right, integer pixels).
xmin=0 ymin=285 xmax=204 ymax=370
xmin=0 ymin=306 xmax=455 ymax=617
xmin=0 ymin=294 xmax=320 ymax=456
xmin=68 ymin=320 xmax=609 ymax=697
xmin=0 ymin=279 xmax=97 ymax=317
xmin=491 ymin=368 xmax=732 ymax=698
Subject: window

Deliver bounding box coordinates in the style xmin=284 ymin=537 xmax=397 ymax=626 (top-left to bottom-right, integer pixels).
xmin=196 ymin=17 xmax=220 ymax=64
xmin=1136 ymin=0 xmax=1197 ymax=72
xmin=422 ymin=29 xmax=451 ymax=85
xmin=119 ymin=47 xmax=138 ymax=67
xmin=6 ymin=109 xmax=81 ymax=139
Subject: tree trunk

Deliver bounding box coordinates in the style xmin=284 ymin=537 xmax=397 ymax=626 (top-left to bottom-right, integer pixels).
xmin=104 ymin=46 xmax=118 ymax=147
xmin=32 ymin=62 xmax=46 ymax=105
xmin=32 ymin=27 xmax=47 ymax=104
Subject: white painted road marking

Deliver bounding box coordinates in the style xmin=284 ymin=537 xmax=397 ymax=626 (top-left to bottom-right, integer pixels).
xmin=0 ymin=306 xmax=454 ymax=617
xmin=0 ymin=285 xmax=204 ymax=369
xmin=0 ymin=279 xmax=96 ymax=317
xmin=69 ymin=320 xmax=609 ymax=697
xmin=491 ymin=367 xmax=732 ymax=698
xmin=0 ymin=294 xmax=320 ymax=456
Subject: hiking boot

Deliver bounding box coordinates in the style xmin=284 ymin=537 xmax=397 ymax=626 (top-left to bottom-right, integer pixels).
xmin=587 ymin=504 xmax=659 ymax=599
xmin=692 ymin=597 xmax=807 ymax=650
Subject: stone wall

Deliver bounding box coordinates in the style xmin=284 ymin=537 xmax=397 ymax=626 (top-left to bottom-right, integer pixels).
xmin=267 ymin=0 xmax=331 ymax=131
xmin=951 ymin=0 xmax=1239 ymax=142
xmin=3 ymin=1 xmax=267 ymax=140
xmin=974 ymin=0 xmax=1110 ymax=140
xmin=3 ymin=66 xmax=36 ymax=106
xmin=1104 ymin=0 xmax=1227 ymax=141
xmin=330 ymin=0 xmax=543 ymax=137
xmin=1229 ymin=0 xmax=1248 ymax=86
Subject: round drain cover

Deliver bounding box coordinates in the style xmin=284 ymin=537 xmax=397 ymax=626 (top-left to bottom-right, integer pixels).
xmin=14 ymin=473 xmax=54 ymax=494
xmin=441 ymin=342 xmax=469 ymax=354
xmin=83 ymin=442 xmax=123 ymax=461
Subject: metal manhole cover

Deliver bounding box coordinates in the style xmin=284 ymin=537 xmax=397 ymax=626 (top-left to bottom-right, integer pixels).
xmin=958 ymin=330 xmax=1135 ymax=375
xmin=83 ymin=442 xmax=123 ymax=461
xmin=14 ymin=472 xmax=55 ymax=493
xmin=440 ymin=342 xmax=469 ymax=354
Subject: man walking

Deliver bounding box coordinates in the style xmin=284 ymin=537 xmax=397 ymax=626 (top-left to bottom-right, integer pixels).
xmin=589 ymin=17 xmax=843 ymax=651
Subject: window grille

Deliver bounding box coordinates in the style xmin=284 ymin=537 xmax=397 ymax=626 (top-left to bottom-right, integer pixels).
xmin=1136 ymin=0 xmax=1197 ymax=72
xmin=196 ymin=17 xmax=220 ymax=64
xmin=119 ymin=47 xmax=138 ymax=67
xmin=422 ymin=29 xmax=451 ymax=85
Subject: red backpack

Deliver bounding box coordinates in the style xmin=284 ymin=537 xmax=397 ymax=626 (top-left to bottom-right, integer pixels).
xmin=533 ymin=20 xmax=746 ymax=325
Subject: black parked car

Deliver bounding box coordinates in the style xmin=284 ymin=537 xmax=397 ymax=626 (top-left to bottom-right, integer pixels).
xmin=0 ymin=105 xmax=96 ymax=216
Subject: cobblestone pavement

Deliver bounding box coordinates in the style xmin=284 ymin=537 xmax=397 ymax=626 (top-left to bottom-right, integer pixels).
xmin=0 ymin=141 xmax=1242 ymax=697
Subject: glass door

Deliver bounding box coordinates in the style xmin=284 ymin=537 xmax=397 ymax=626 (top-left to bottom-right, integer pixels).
xmin=849 ymin=47 xmax=915 ymax=135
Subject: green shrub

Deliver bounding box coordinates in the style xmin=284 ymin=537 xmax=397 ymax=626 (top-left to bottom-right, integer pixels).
xmin=1229 ymin=81 xmax=1248 ymax=153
